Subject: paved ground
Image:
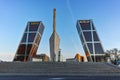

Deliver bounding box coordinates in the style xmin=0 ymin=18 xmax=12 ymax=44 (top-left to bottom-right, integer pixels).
xmin=0 ymin=76 xmax=120 ymax=80
xmin=0 ymin=62 xmax=120 ymax=80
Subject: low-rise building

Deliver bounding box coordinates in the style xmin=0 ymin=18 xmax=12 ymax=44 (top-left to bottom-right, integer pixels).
xmin=66 ymin=53 xmax=85 ymax=62
xmin=32 ymin=54 xmax=49 ymax=62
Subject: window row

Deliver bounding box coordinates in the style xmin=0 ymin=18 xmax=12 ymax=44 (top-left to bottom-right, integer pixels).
xmin=83 ymin=31 xmax=100 ymax=41
xmin=21 ymin=33 xmax=36 ymax=42
xmin=80 ymin=22 xmax=95 ymax=30
xmin=86 ymin=43 xmax=104 ymax=54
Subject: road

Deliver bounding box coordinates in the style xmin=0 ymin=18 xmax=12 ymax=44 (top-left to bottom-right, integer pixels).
xmin=0 ymin=76 xmax=120 ymax=80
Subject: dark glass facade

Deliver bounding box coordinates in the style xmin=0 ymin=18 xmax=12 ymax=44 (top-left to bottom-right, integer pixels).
xmin=13 ymin=21 xmax=44 ymax=62
xmin=76 ymin=20 xmax=105 ymax=62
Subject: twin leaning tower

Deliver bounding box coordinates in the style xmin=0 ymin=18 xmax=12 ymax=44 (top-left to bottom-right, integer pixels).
xmin=13 ymin=8 xmax=105 ymax=62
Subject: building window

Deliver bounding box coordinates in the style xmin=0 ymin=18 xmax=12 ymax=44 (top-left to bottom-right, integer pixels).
xmin=93 ymin=31 xmax=99 ymax=41
xmin=80 ymin=23 xmax=91 ymax=30
xmin=83 ymin=45 xmax=88 ymax=53
xmin=26 ymin=44 xmax=32 ymax=55
xmin=17 ymin=44 xmax=26 ymax=54
xmin=29 ymin=22 xmax=39 ymax=31
xmin=28 ymin=33 xmax=36 ymax=42
xmin=94 ymin=43 xmax=104 ymax=54
xmin=83 ymin=32 xmax=92 ymax=41
xmin=92 ymin=24 xmax=95 ymax=30
xmin=87 ymin=43 xmax=93 ymax=54
xmin=16 ymin=56 xmax=24 ymax=61
xmin=21 ymin=33 xmax=27 ymax=42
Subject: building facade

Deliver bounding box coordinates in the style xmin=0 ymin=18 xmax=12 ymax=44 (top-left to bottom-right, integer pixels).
xmin=76 ymin=20 xmax=105 ymax=62
xmin=13 ymin=21 xmax=44 ymax=62
xmin=49 ymin=9 xmax=60 ymax=62
xmin=66 ymin=53 xmax=84 ymax=63
xmin=32 ymin=54 xmax=49 ymax=62
xmin=75 ymin=54 xmax=84 ymax=62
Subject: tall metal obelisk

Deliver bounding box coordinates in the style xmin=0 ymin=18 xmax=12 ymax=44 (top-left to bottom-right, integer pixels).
xmin=49 ymin=8 xmax=60 ymax=62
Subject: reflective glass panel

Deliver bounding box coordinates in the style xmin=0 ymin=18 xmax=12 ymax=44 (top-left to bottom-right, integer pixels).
xmin=28 ymin=33 xmax=36 ymax=42
xmin=21 ymin=33 xmax=27 ymax=42
xmin=17 ymin=44 xmax=26 ymax=54
xmin=83 ymin=45 xmax=88 ymax=53
xmin=92 ymin=24 xmax=95 ymax=30
xmin=80 ymin=23 xmax=91 ymax=30
xmin=87 ymin=43 xmax=93 ymax=54
xmin=83 ymin=32 xmax=92 ymax=41
xmin=29 ymin=22 xmax=40 ymax=31
xmin=93 ymin=31 xmax=99 ymax=41
xmin=16 ymin=56 xmax=24 ymax=61
xmin=26 ymin=44 xmax=32 ymax=55
xmin=94 ymin=43 xmax=104 ymax=54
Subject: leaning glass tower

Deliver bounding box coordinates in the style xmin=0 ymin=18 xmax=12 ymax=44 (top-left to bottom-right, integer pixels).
xmin=13 ymin=21 xmax=44 ymax=62
xmin=76 ymin=20 xmax=105 ymax=62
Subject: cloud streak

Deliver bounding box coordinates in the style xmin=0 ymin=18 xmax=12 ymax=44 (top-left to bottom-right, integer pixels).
xmin=66 ymin=0 xmax=83 ymax=55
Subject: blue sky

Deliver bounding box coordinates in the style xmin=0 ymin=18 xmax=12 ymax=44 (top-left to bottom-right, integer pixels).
xmin=0 ymin=0 xmax=120 ymax=61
